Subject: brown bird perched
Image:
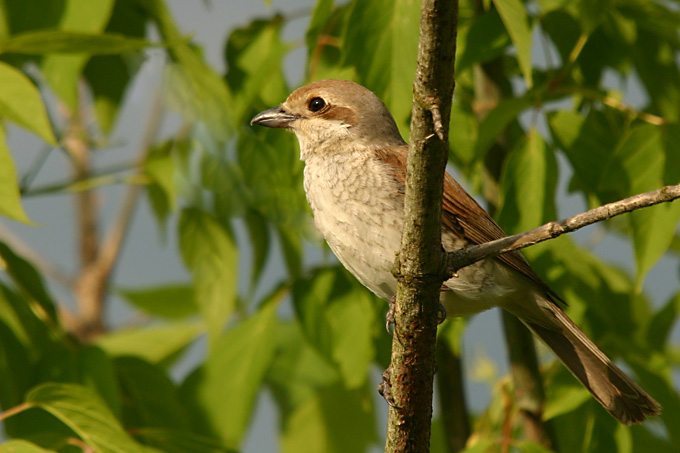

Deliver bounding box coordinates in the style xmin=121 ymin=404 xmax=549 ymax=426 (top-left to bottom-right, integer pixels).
xmin=251 ymin=79 xmax=661 ymax=424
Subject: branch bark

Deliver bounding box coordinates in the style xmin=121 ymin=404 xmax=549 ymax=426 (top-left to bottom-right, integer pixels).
xmin=445 ymin=183 xmax=680 ymax=277
xmin=385 ymin=1 xmax=458 ymax=452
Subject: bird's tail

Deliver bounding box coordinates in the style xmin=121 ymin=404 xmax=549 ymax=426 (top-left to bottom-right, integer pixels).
xmin=521 ymin=303 xmax=661 ymax=425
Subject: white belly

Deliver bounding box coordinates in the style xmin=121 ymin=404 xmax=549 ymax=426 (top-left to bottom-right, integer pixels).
xmin=302 ymin=152 xmax=520 ymax=317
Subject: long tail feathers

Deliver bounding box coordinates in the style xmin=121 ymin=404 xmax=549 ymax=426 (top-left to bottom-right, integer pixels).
xmin=523 ymin=304 xmax=661 ymax=425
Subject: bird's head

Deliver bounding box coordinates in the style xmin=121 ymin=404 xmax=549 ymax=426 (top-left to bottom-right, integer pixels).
xmin=251 ymin=80 xmax=405 ymax=159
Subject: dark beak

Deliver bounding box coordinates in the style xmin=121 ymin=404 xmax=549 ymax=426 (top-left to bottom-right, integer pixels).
xmin=250 ymin=106 xmax=299 ymax=128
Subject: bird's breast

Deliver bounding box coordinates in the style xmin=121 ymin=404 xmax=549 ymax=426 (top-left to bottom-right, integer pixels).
xmin=303 ymin=151 xmax=404 ymax=300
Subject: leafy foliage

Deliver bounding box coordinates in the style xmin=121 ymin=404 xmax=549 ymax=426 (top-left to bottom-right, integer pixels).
xmin=0 ymin=0 xmax=678 ymax=452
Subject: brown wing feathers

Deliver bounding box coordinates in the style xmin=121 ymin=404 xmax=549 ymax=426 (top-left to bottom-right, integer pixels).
xmin=374 ymin=146 xmax=559 ymax=300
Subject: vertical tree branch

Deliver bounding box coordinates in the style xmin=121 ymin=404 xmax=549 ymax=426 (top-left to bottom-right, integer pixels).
xmin=436 ymin=339 xmax=470 ymax=452
xmin=62 ymin=89 xmax=103 ymax=339
xmin=66 ymin=86 xmax=164 ymax=341
xmin=385 ymin=1 xmax=459 ymax=452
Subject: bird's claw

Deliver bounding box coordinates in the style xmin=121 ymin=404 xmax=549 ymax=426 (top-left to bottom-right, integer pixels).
xmin=438 ymin=303 xmax=447 ymax=324
xmin=378 ymin=367 xmax=398 ymax=408
xmin=385 ymin=295 xmax=396 ymax=334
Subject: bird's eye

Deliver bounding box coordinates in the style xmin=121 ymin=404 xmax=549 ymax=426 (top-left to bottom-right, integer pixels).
xmin=308 ymin=97 xmax=326 ymax=112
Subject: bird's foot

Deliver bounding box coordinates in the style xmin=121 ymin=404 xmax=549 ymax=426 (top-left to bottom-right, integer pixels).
xmin=378 ymin=366 xmax=398 ymax=408
xmin=438 ymin=303 xmax=447 ymax=324
xmin=385 ymin=295 xmax=396 ymax=334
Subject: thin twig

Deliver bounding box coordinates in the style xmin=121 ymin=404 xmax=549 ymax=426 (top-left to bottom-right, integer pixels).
xmin=446 ymin=184 xmax=680 ymax=276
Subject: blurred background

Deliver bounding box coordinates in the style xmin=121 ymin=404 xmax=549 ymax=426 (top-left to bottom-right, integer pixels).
xmin=1 ymin=1 xmax=679 ymax=452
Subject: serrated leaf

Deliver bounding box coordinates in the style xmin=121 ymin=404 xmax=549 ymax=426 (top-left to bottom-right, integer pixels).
xmin=0 ymin=62 xmax=56 ymax=144
xmin=120 ymin=284 xmax=197 ymax=319
xmin=25 ymin=383 xmax=151 ymax=453
xmin=95 ymin=322 xmax=202 ymax=364
xmin=493 ymin=0 xmax=533 ymax=87
xmin=178 ymin=209 xmax=238 ymax=342
xmin=0 ymin=125 xmax=31 ymax=223
xmin=179 ymin=302 xmax=278 ymax=447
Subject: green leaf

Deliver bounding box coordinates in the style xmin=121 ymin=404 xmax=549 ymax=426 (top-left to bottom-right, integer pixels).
xmin=120 ymin=284 xmax=197 ymax=319
xmin=280 ymin=381 xmax=376 ymax=453
xmin=237 ymin=130 xmax=308 ymax=227
xmin=599 ymin=124 xmax=680 ymax=285
xmin=0 ymin=319 xmax=32 ymax=411
xmin=543 ymin=372 xmax=591 ymax=420
xmin=95 ymin=322 xmax=202 ymax=364
xmin=139 ymin=0 xmax=233 ymax=140
xmin=179 ymin=301 xmax=278 ymax=447
xmin=77 ymin=346 xmax=121 ymax=417
xmin=497 ymin=128 xmax=557 ymax=234
xmin=0 ymin=241 xmax=58 ymax=323
xmin=493 ymin=0 xmax=533 ymax=87
xmin=0 ymin=440 xmax=53 ymax=453
xmin=225 ymin=15 xmax=289 ymax=124
xmin=548 ymin=109 xmax=621 ymax=198
xmin=0 ymin=62 xmax=56 ymax=144
xmin=342 ymin=0 xmax=420 ymax=134
xmin=84 ymin=0 xmax=149 ymax=133
xmin=132 ymin=428 xmax=237 ymax=453
xmin=25 ymin=382 xmax=150 ymax=453
xmin=0 ymin=283 xmax=53 ymax=356
xmin=39 ymin=0 xmax=115 ymax=110
xmin=0 ymin=125 xmax=31 ymax=223
xmin=144 ymin=141 xmax=179 ymax=232
xmin=1 ymin=31 xmax=155 ymax=55
xmin=474 ymin=95 xmax=534 ymax=158
xmin=292 ymin=267 xmax=376 ymax=388
xmin=244 ymin=212 xmax=271 ymax=291
xmin=265 ymin=321 xmax=339 ymax=416
xmin=305 ymin=0 xmax=335 ymax=60
xmin=277 ymin=224 xmax=304 ymax=280
xmin=114 ymin=357 xmax=189 ymax=430
xmin=646 ymin=292 xmax=680 ymax=351
xmin=456 ymin=9 xmax=511 ymax=72
xmin=178 ymin=209 xmax=238 ymax=342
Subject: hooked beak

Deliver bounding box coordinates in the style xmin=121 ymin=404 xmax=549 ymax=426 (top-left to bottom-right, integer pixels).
xmin=250 ymin=106 xmax=300 ymax=128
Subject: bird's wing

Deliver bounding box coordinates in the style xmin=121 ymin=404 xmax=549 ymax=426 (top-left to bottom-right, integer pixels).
xmin=374 ymin=145 xmax=560 ymax=301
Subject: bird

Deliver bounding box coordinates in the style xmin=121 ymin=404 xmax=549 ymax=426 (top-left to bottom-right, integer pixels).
xmin=250 ymin=79 xmax=661 ymax=425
